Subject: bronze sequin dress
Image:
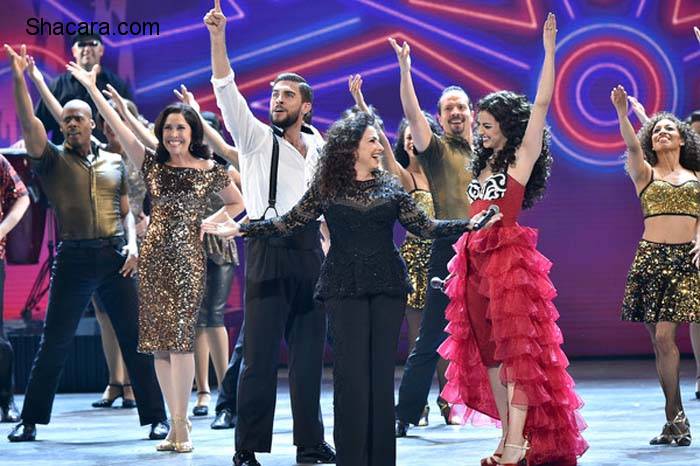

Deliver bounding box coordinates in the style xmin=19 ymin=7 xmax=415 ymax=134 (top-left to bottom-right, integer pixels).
xmin=399 ymin=186 xmax=435 ymax=310
xmin=137 ymin=149 xmax=231 ymax=353
xmin=621 ymin=174 xmax=700 ymax=323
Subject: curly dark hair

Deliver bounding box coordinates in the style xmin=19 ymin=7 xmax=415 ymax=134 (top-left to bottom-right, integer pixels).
xmin=153 ymin=103 xmax=211 ymax=164
xmin=394 ymin=113 xmax=443 ymax=168
xmin=633 ymin=112 xmax=700 ymax=171
xmin=472 ymin=91 xmax=552 ymax=209
xmin=314 ymin=111 xmax=378 ymax=199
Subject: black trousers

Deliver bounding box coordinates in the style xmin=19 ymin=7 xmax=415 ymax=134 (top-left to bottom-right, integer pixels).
xmin=20 ymin=240 xmax=166 ymax=426
xmin=327 ymin=294 xmax=405 ymax=466
xmin=0 ymin=260 xmax=13 ymax=407
xmin=215 ymin=319 xmax=243 ymax=416
xmin=395 ymin=235 xmax=457 ymax=424
xmin=235 ymin=224 xmax=327 ymax=452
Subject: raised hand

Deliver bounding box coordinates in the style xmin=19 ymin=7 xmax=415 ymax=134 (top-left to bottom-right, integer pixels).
xmin=543 ymin=12 xmax=557 ymax=55
xmin=627 ymin=95 xmax=649 ymax=123
xmin=4 ymin=44 xmax=28 ymax=77
xmin=102 ymin=83 xmax=129 ymax=115
xmin=388 ymin=37 xmax=411 ymax=71
xmin=26 ymin=55 xmax=45 ymax=84
xmin=695 ymin=26 xmax=700 ymax=46
xmin=348 ymin=74 xmax=369 ymax=112
xmin=610 ymin=85 xmax=628 ymax=116
xmin=67 ymin=61 xmax=100 ymax=90
xmin=173 ymin=84 xmax=201 ymax=113
xmin=204 ymin=0 xmax=227 ymax=36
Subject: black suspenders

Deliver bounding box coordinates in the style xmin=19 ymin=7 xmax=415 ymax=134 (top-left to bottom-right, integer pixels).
xmin=258 ymin=129 xmax=280 ymax=220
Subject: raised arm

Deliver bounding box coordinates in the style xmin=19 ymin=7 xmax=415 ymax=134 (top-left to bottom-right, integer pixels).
xmin=5 ymin=45 xmax=48 ymax=158
xmin=67 ymin=62 xmax=146 ymax=168
xmin=206 ymin=0 xmax=232 ymax=80
xmin=388 ymin=38 xmax=433 ymax=152
xmin=103 ymin=85 xmax=157 ymax=150
xmin=26 ymin=55 xmax=63 ymax=125
xmin=611 ymin=85 xmax=649 ymax=183
xmin=174 ymin=84 xmax=239 ymax=165
xmin=627 ymin=95 xmax=649 ymax=124
xmin=518 ymin=13 xmax=556 ymax=171
xmin=695 ymin=26 xmax=700 ymax=46
xmin=348 ymin=74 xmax=411 ymax=185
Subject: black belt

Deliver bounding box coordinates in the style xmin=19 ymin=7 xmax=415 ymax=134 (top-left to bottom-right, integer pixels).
xmin=60 ymin=236 xmax=125 ymax=248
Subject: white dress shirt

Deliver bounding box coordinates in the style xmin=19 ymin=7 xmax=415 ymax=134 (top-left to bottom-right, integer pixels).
xmin=211 ymin=72 xmax=323 ymax=219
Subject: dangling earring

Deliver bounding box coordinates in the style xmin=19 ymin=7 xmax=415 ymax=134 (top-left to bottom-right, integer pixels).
xmin=189 ymin=143 xmax=195 ymax=153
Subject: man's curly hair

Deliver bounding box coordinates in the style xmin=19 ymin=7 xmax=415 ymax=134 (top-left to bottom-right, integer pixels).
xmin=634 ymin=112 xmax=700 ymax=171
xmin=472 ymin=91 xmax=553 ymax=209
xmin=314 ymin=111 xmax=377 ymax=199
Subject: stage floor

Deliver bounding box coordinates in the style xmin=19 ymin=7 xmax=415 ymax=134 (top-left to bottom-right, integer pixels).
xmin=3 ymin=359 xmax=700 ymax=465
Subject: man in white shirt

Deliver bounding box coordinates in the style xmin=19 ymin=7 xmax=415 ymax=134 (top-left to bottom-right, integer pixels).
xmin=205 ymin=3 xmax=334 ymax=466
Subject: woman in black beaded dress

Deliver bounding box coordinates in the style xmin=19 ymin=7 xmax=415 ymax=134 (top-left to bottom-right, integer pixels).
xmin=202 ymin=111 xmax=500 ymax=466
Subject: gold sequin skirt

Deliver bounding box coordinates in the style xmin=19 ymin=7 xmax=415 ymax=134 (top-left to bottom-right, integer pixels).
xmin=621 ymin=240 xmax=700 ymax=323
xmin=400 ymin=236 xmax=432 ymax=310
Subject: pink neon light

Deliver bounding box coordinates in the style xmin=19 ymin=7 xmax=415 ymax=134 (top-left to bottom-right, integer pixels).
xmin=45 ymin=0 xmax=244 ymax=48
xmin=407 ymin=0 xmax=538 ymax=30
xmin=198 ymin=32 xmax=502 ymax=106
xmin=554 ymin=40 xmax=662 ymax=151
xmin=672 ymin=0 xmax=700 ymax=25
xmin=357 ymin=0 xmax=530 ymax=70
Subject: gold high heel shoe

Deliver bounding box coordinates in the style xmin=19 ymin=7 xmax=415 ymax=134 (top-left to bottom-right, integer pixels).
xmin=669 ymin=411 xmax=691 ymax=447
xmin=497 ymin=440 xmax=529 ymax=466
xmin=156 ymin=438 xmax=175 ymax=452
xmin=172 ymin=416 xmax=193 ymax=453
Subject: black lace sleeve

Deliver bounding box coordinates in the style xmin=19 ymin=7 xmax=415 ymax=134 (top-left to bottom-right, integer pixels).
xmin=397 ymin=188 xmax=471 ymax=238
xmin=240 ymin=183 xmax=324 ymax=237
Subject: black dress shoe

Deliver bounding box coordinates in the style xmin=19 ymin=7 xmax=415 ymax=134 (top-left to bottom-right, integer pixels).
xmin=233 ymin=450 xmax=261 ymax=466
xmin=296 ymin=441 xmax=336 ymax=464
xmin=148 ymin=420 xmax=169 ymax=440
xmin=395 ymin=419 xmax=409 ymax=437
xmin=8 ymin=422 xmax=36 ymax=442
xmin=211 ymin=409 xmax=235 ymax=429
xmin=192 ymin=405 xmax=208 ymax=416
xmin=0 ymin=399 xmax=20 ymax=423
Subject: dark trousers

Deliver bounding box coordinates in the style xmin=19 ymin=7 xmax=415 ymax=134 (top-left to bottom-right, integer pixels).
xmin=215 ymin=319 xmax=243 ymax=416
xmin=235 ymin=226 xmax=327 ymax=452
xmin=0 ymin=260 xmax=13 ymax=407
xmin=20 ymin=240 xmax=166 ymax=426
xmin=396 ymin=236 xmax=457 ymax=424
xmin=328 ymin=294 xmax=405 ymax=466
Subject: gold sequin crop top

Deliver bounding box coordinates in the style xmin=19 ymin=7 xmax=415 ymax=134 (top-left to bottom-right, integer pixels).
xmin=639 ymin=172 xmax=700 ymax=219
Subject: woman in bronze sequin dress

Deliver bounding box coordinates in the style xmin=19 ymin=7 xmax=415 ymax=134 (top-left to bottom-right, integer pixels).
xmin=612 ymin=85 xmax=700 ymax=447
xmin=349 ymin=76 xmax=459 ymax=427
xmin=70 ymin=62 xmax=244 ymax=454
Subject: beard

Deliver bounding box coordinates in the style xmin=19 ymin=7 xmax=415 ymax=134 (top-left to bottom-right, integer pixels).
xmin=270 ymin=108 xmax=301 ymax=129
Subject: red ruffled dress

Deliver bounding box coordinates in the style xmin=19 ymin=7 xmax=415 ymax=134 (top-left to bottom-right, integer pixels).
xmin=438 ymin=173 xmax=588 ymax=465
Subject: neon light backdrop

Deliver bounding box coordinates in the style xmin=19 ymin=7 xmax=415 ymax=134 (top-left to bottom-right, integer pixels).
xmin=1 ymin=0 xmax=699 ymax=356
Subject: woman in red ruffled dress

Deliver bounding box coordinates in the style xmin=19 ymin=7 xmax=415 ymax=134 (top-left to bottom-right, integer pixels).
xmin=438 ymin=13 xmax=588 ymax=466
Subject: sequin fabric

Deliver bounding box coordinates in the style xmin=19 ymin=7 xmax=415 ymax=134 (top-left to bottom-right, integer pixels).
xmin=400 ymin=189 xmax=435 ymax=310
xmin=137 ymin=149 xmax=231 ymax=353
xmin=621 ymin=240 xmax=700 ymax=323
xmin=640 ymin=179 xmax=700 ymax=218
xmin=240 ymin=173 xmax=471 ymax=300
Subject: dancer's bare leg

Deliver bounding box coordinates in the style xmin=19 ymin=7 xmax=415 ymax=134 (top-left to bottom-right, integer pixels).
xmin=486 ymin=366 xmax=509 ymax=461
xmin=194 ymin=329 xmax=211 ymax=408
xmin=169 ymin=352 xmax=195 ymax=444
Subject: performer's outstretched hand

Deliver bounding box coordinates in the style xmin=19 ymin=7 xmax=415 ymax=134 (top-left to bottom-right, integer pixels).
xmin=4 ymin=44 xmax=28 ymax=77
xmin=627 ymin=95 xmax=649 ymax=124
xmin=102 ymin=84 xmax=130 ymax=116
xmin=610 ymin=85 xmax=629 ymax=116
xmin=67 ymin=61 xmax=100 ymax=90
xmin=204 ymin=0 xmax=226 ymax=36
xmin=388 ymin=37 xmax=411 ymax=72
xmin=543 ymin=12 xmax=557 ymax=54
xmin=694 ymin=26 xmax=700 ymax=46
xmin=348 ymin=74 xmax=369 ymax=113
xmin=173 ymin=84 xmax=201 ymax=113
xmin=201 ymin=212 xmax=241 ymax=239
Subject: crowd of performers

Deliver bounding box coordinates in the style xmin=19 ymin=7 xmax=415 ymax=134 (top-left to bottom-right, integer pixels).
xmin=1 ymin=2 xmax=700 ymax=464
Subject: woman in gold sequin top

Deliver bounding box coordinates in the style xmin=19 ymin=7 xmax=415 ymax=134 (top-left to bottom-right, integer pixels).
xmin=348 ymin=76 xmax=459 ymax=427
xmin=612 ymin=85 xmax=700 ymax=447
xmin=69 ymin=63 xmax=245 ymax=454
